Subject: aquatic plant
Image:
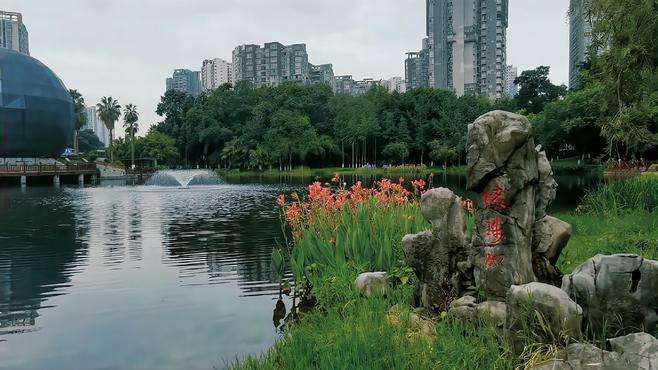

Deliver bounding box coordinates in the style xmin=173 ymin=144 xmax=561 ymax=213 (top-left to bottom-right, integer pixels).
xmin=274 ymin=176 xmax=428 ymax=304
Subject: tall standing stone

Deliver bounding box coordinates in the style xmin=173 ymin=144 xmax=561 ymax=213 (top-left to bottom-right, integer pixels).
xmin=466 ymin=110 xmax=569 ymax=299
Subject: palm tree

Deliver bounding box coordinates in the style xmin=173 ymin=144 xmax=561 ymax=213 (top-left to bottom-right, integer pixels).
xmin=96 ymin=96 xmax=121 ymax=161
xmin=123 ymin=104 xmax=139 ymax=169
xmin=69 ymin=89 xmax=87 ymax=154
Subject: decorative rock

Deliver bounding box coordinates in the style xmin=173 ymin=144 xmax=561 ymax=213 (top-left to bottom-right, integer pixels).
xmin=466 ymin=110 xmax=533 ymax=190
xmin=532 ymin=215 xmax=572 ymax=286
xmin=476 ymin=301 xmax=507 ymax=326
xmin=535 ymin=150 xmax=558 ymax=219
xmin=403 ymin=188 xmax=469 ymax=311
xmin=463 ymin=110 xmax=573 ymax=299
xmin=607 ymin=332 xmax=658 ymax=369
xmin=531 ymin=334 xmax=658 ymax=370
xmin=507 ymin=282 xmax=583 ymax=344
xmin=562 ymin=254 xmax=658 ymax=335
xmin=467 ymin=111 xmax=542 ymax=299
xmin=533 ymin=216 xmax=572 ymax=263
xmin=448 ymin=295 xmax=477 ymax=321
xmin=355 ymin=272 xmax=389 ymax=297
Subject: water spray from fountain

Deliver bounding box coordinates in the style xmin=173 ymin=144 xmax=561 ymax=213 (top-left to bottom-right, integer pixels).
xmin=145 ymin=170 xmax=222 ymax=187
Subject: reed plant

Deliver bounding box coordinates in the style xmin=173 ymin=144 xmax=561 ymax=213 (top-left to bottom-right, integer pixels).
xmin=579 ymin=176 xmax=658 ymax=214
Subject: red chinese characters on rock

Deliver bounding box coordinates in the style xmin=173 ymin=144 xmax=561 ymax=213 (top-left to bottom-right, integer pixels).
xmin=484 ymin=217 xmax=504 ymax=246
xmin=485 ymin=254 xmax=505 ymax=270
xmin=482 ymin=186 xmax=508 ymax=211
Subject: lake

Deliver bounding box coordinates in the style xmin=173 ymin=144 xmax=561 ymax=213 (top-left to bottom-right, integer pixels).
xmin=0 ymin=172 xmax=600 ymax=369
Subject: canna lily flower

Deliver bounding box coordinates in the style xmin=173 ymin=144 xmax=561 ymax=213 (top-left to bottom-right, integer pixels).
xmin=276 ymin=194 xmax=286 ymax=207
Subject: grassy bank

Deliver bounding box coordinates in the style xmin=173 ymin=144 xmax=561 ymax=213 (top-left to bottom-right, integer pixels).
xmin=218 ymin=165 xmax=467 ymax=180
xmin=231 ymin=177 xmax=658 ymax=369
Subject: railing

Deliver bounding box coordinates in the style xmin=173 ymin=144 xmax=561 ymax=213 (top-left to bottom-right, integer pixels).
xmin=0 ymin=163 xmax=98 ymax=176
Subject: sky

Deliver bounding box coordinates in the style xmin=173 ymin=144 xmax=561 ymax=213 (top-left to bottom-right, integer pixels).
xmin=5 ymin=0 xmax=571 ymax=137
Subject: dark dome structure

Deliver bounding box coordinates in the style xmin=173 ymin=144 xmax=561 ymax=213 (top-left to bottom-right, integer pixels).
xmin=0 ymin=48 xmax=74 ymax=157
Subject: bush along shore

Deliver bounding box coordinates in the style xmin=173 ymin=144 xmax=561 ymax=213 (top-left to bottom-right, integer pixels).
xmin=232 ymin=112 xmax=658 ymax=370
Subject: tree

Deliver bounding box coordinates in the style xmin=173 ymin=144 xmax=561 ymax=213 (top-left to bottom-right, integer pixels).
xmin=69 ymin=89 xmax=87 ymax=154
xmin=123 ymin=104 xmax=139 ymax=169
xmin=428 ymin=140 xmax=457 ymax=168
xmin=97 ymin=96 xmax=121 ymax=161
xmin=137 ymin=130 xmax=179 ymax=167
xmin=515 ymin=66 xmax=567 ymax=114
xmin=584 ymin=0 xmax=658 ymax=157
xmin=78 ymin=129 xmax=104 ymax=152
xmin=382 ymin=142 xmax=409 ymax=166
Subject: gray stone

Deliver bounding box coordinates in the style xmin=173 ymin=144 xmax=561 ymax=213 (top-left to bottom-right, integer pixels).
xmin=448 ymin=295 xmax=477 ymax=321
xmin=562 ymin=254 xmax=658 ymax=335
xmin=476 ymin=301 xmax=507 ymax=326
xmin=450 ymin=295 xmax=477 ymax=309
xmin=355 ymin=272 xmax=389 ymax=297
xmin=607 ymin=332 xmax=658 ymax=369
xmin=533 ymin=216 xmax=572 ymax=263
xmin=467 ymin=111 xmax=554 ymax=300
xmin=403 ymin=188 xmax=469 ymax=311
xmin=532 ymin=336 xmax=658 ymax=370
xmin=536 ymin=150 xmax=558 ymax=219
xmin=507 ymin=282 xmax=583 ymax=343
xmin=532 ymin=215 xmax=571 ymax=286
xmin=466 ymin=110 xmax=533 ymax=190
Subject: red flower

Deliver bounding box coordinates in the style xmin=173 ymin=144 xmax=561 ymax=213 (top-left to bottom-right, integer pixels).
xmin=276 ymin=194 xmax=286 ymax=207
xmin=411 ymin=179 xmax=426 ymax=191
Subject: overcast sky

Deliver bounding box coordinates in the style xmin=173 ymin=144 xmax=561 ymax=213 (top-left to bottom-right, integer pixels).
xmin=6 ymin=0 xmax=570 ymax=136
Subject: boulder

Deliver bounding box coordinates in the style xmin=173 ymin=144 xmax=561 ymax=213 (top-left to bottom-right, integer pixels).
xmin=447 ymin=297 xmax=507 ymax=326
xmin=531 ymin=334 xmax=658 ymax=369
xmin=355 ymin=272 xmax=389 ymax=297
xmin=562 ymin=254 xmax=658 ymax=335
xmin=607 ymin=332 xmax=658 ymax=369
xmin=448 ymin=295 xmax=477 ymax=321
xmin=507 ymin=282 xmax=583 ymax=345
xmin=533 ymin=216 xmax=572 ymax=263
xmin=403 ymin=188 xmax=470 ymax=310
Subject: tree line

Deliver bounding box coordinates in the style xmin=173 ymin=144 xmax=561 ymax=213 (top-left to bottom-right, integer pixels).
xmin=154 ymin=83 xmax=513 ymax=170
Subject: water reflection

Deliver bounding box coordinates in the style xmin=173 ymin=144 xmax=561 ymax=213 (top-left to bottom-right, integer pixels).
xmin=0 ymin=184 xmax=297 ymax=370
xmin=0 ymin=189 xmax=89 ymax=337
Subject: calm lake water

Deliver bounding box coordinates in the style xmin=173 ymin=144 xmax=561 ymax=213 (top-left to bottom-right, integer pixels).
xmin=0 ymin=172 xmax=600 ymax=370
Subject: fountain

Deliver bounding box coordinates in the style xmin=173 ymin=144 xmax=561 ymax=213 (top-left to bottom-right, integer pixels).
xmin=145 ymin=169 xmax=222 ymax=187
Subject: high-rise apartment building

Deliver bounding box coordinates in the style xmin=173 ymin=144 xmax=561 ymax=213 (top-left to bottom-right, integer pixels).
xmin=405 ymin=39 xmax=431 ymax=90
xmin=353 ymin=79 xmax=381 ymax=96
xmin=0 ymin=11 xmax=29 ymax=55
xmin=505 ymin=65 xmax=518 ymax=97
xmin=166 ymin=69 xmax=201 ymax=97
xmin=309 ymin=63 xmax=335 ymax=90
xmin=383 ymin=77 xmax=406 ymax=93
xmin=569 ymin=0 xmax=593 ymax=89
xmin=201 ymin=58 xmax=233 ymax=92
xmin=411 ymin=0 xmax=508 ymax=99
xmin=84 ymin=106 xmax=110 ymax=147
xmin=334 ymin=75 xmax=356 ymax=95
xmin=232 ymin=42 xmax=311 ymax=87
